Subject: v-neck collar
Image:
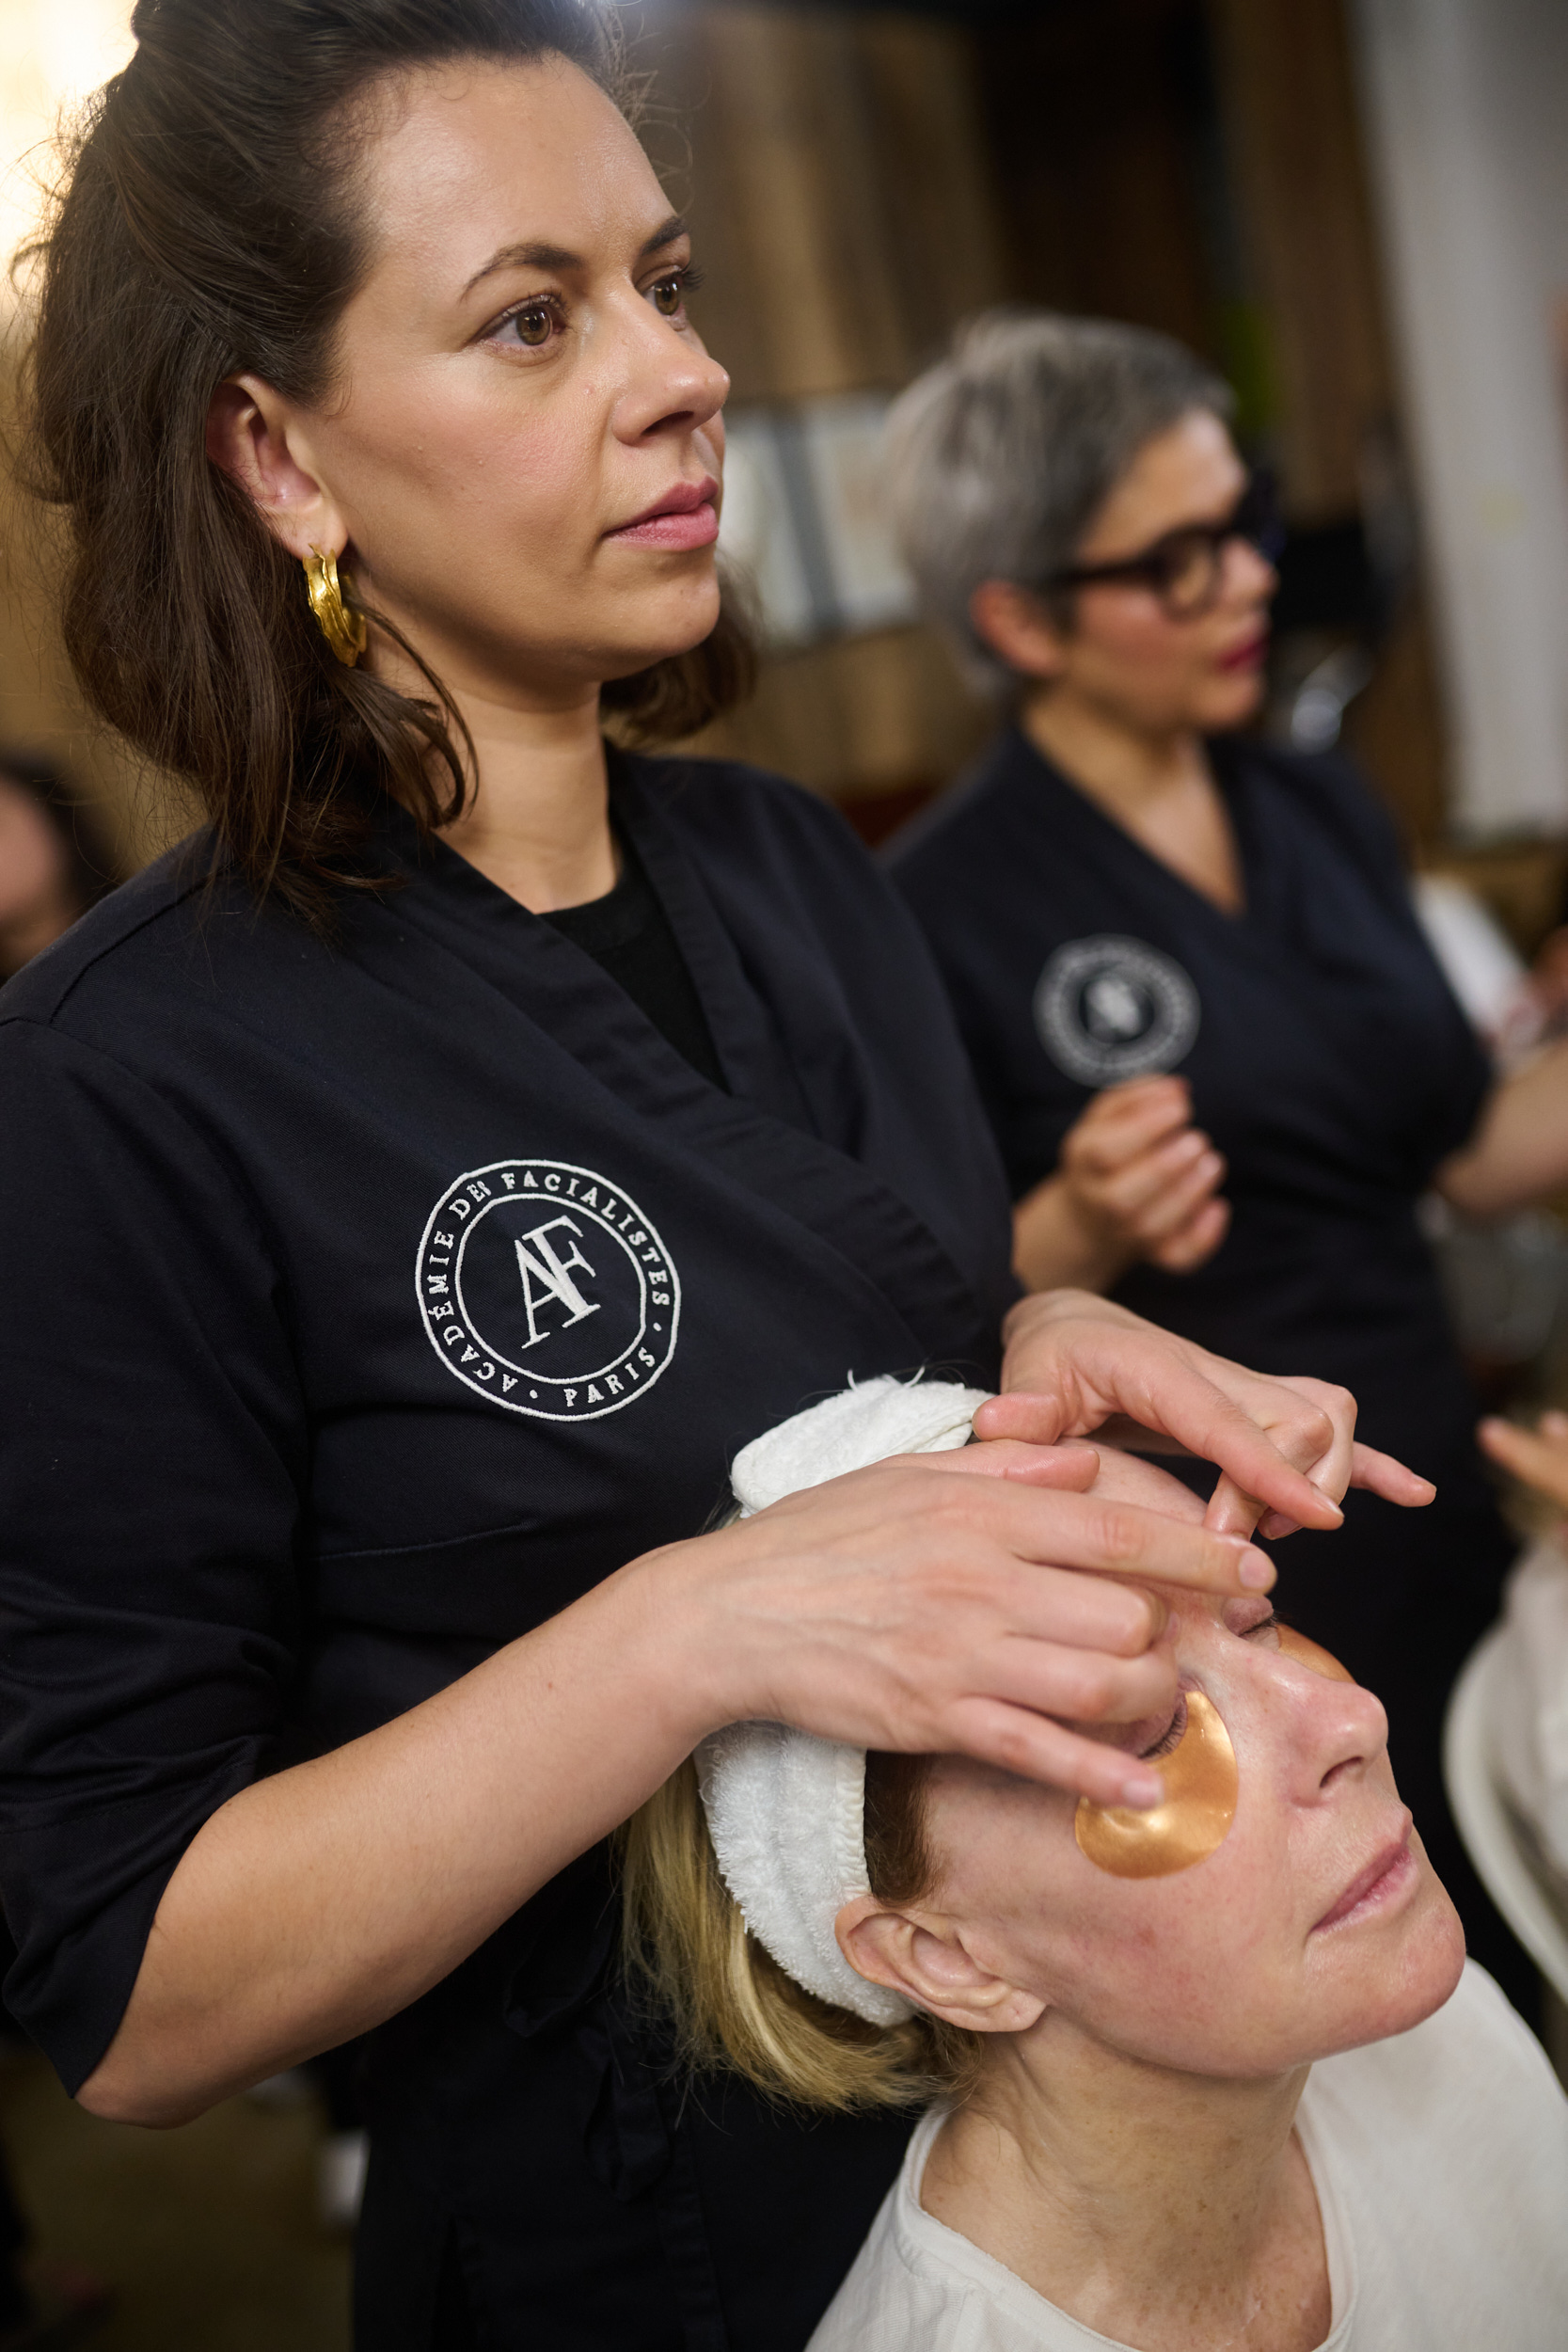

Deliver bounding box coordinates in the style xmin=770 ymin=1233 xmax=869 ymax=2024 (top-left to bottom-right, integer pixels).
xmin=363 ymin=759 xmax=814 ymax=1131
xmin=1006 ymin=725 xmax=1260 ymax=933
xmin=358 ymin=766 xmax=999 ymax=1370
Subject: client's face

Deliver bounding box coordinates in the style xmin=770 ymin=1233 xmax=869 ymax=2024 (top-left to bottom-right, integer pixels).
xmin=905 ymin=1594 xmax=1464 ymax=2074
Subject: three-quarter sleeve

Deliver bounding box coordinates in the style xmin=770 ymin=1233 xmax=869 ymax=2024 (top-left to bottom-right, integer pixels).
xmin=0 ymin=1017 xmax=306 ymax=2090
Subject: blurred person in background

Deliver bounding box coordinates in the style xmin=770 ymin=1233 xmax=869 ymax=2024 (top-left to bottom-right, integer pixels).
xmin=885 ymin=310 xmax=1568 ymax=2017
xmin=1476 ymin=1407 xmax=1568 ymax=1901
xmin=0 ymin=752 xmax=114 ymax=979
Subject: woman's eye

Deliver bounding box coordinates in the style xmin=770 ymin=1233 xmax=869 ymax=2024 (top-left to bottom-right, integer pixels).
xmin=649 ymin=264 xmax=704 ymax=321
xmin=1139 ymin=1692 xmax=1187 ymax=1761
xmin=491 ymin=300 xmax=561 ymax=352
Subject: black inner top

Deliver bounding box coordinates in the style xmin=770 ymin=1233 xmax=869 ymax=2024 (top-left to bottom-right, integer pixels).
xmin=543 ymin=831 xmax=725 ymax=1089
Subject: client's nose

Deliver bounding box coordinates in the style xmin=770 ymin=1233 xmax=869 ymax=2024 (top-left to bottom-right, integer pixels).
xmin=1274 ymin=1642 xmax=1391 ymax=1797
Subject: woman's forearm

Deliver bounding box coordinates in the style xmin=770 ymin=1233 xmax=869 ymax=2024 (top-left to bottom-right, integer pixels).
xmin=79 ymin=1549 xmax=703 ymax=2127
xmin=76 ymin=1438 xmax=1287 ymax=2129
xmin=1013 ymin=1172 xmax=1132 ymax=1294
xmin=1436 ymin=1039 xmax=1568 ymax=1219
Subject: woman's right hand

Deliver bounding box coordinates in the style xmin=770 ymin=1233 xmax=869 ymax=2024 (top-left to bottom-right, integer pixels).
xmin=661 ymin=1438 xmax=1268 ymax=1809
xmin=1014 ymin=1075 xmax=1229 ymax=1292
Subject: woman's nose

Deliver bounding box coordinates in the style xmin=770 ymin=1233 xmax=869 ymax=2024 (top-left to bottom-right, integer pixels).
xmin=611 ymin=310 xmax=730 ymax=448
xmin=1278 ymin=1658 xmax=1391 ymax=1796
xmin=1225 ymin=534 xmax=1278 ymax=610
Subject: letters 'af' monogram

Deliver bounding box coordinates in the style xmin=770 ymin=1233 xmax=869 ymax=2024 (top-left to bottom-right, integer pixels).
xmin=514 ymin=1214 xmax=600 ymax=1347
xmin=416 ymin=1159 xmax=680 ymax=1422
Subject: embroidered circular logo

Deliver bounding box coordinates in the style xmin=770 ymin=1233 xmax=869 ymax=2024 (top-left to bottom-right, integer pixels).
xmin=416 ymin=1160 xmax=680 ymax=1421
xmin=1034 ymin=935 xmax=1200 ymax=1086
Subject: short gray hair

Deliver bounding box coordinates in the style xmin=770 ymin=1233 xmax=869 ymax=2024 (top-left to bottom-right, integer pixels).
xmin=883 ymin=308 xmax=1234 ymax=697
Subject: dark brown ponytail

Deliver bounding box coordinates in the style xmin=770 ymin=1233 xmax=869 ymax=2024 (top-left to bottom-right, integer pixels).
xmin=21 ymin=1 xmax=751 ymax=927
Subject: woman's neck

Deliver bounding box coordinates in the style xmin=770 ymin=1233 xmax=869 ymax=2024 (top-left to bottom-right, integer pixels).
xmin=1021 ymin=683 xmax=1243 ymax=915
xmin=367 ymin=597 xmax=617 ymax=913
xmin=922 ymin=2017 xmax=1329 ymax=2352
xmin=436 ymin=685 xmax=616 ymax=914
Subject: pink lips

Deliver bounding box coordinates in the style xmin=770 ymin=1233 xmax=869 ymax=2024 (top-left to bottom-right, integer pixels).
xmin=1312 ymin=1819 xmax=1417 ymax=1932
xmin=1217 ymin=630 xmax=1269 ymax=674
xmin=606 ymin=475 xmax=720 ymax=551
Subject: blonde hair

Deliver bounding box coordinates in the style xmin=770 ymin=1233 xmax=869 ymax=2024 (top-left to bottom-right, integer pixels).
xmin=617 ymin=1750 xmax=983 ymax=2114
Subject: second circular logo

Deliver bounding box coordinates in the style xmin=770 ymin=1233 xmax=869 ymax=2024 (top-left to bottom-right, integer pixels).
xmin=1034 ymin=935 xmax=1201 ymax=1086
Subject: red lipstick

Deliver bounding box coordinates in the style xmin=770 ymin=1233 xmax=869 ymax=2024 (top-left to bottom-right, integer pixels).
xmin=1217 ymin=629 xmax=1270 ymax=674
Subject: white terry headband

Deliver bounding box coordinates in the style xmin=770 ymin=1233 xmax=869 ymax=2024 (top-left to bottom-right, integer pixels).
xmin=697 ymin=1375 xmax=991 ymax=2027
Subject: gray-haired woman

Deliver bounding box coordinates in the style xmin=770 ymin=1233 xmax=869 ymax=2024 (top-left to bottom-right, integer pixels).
xmin=884 ymin=307 xmax=1568 ymax=2019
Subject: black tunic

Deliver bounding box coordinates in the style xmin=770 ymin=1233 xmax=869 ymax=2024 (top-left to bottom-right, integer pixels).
xmin=0 ymin=750 xmax=1015 ymax=2349
xmin=889 ymin=727 xmax=1519 ymax=1990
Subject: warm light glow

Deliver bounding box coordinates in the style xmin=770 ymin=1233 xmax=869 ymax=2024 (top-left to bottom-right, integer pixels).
xmin=0 ymin=0 xmax=134 ymax=293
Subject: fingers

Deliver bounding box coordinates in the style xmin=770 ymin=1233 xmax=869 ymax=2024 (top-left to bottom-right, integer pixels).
xmin=1241 ymin=1438 xmax=1434 ymax=1540
xmin=1092 ymin=1128 xmax=1222 ymax=1220
xmin=979 ymin=1483 xmax=1274 ymax=1594
xmin=870 ymin=1452 xmax=1268 ymax=1593
xmin=1141 ymin=1389 xmax=1344 ymax=1531
xmin=1148 ymin=1195 xmax=1231 ymax=1272
xmin=1479 ymin=1413 xmax=1568 ymax=1510
xmin=940 ymin=1696 xmax=1164 ymax=1808
xmin=1063 ymin=1095 xmax=1227 ymax=1266
xmin=1202 ymin=1470 xmax=1266 ymax=1540
xmin=937 ymin=1438 xmax=1101 ymax=1493
xmin=1347 ymin=1443 xmax=1435 ymax=1507
xmin=1067 ymin=1078 xmax=1193 ymax=1170
xmin=985 ymin=1305 xmax=1355 ymax=1530
xmin=977 ymin=1559 xmax=1170 ymax=1664
xmin=1051 ymin=1441 xmax=1206 ymax=1522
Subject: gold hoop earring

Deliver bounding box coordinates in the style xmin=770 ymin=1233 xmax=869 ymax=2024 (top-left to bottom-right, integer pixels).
xmin=303 ymin=545 xmax=367 ymax=668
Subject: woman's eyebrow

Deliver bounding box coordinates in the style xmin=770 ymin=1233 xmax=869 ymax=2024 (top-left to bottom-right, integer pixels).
xmin=461 ymin=213 xmax=689 ymax=300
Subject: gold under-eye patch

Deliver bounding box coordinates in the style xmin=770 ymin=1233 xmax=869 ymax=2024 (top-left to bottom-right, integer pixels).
xmin=1275 ymin=1624 xmax=1354 ymax=1682
xmin=1074 ymin=1689 xmax=1238 ymax=1879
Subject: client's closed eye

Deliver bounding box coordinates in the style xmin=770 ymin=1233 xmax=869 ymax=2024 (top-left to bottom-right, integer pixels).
xmin=1140 ymin=1692 xmax=1187 ymax=1760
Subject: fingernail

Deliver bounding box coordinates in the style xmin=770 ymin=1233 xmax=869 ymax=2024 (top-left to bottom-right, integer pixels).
xmin=1240 ymin=1549 xmax=1275 ymax=1590
xmin=1118 ymin=1771 xmax=1164 ymax=1809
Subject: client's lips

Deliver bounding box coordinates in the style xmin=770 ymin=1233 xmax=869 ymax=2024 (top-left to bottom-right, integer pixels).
xmin=1312 ymin=1817 xmax=1416 ymax=1931
xmin=606 ymin=475 xmax=720 ymax=551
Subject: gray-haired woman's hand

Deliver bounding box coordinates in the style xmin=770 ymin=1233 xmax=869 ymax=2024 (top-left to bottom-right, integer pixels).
xmin=667 ymin=1437 xmax=1269 ymax=1809
xmin=1013 ymin=1075 xmax=1230 ymax=1293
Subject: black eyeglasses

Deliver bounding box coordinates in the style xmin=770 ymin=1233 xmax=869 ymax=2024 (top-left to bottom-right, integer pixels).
xmin=1047 ymin=474 xmax=1285 ymax=619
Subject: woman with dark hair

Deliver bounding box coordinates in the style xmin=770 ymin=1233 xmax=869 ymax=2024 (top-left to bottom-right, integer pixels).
xmin=883 ymin=309 xmax=1568 ymax=2013
xmin=0 ymin=15 xmax=1423 ymax=2348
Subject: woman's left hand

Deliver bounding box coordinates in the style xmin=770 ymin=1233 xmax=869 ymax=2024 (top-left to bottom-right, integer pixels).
xmin=981 ymin=1289 xmax=1435 ymax=1540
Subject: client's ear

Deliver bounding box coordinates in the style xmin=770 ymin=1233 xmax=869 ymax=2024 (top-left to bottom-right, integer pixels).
xmin=835 ymin=1895 xmax=1046 ymax=2034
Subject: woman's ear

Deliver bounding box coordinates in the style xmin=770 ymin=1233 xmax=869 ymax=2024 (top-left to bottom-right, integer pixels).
xmin=969 ymin=579 xmax=1068 ymax=684
xmin=205 ymin=373 xmax=346 ymax=564
xmin=835 ymin=1894 xmax=1046 ymax=2034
